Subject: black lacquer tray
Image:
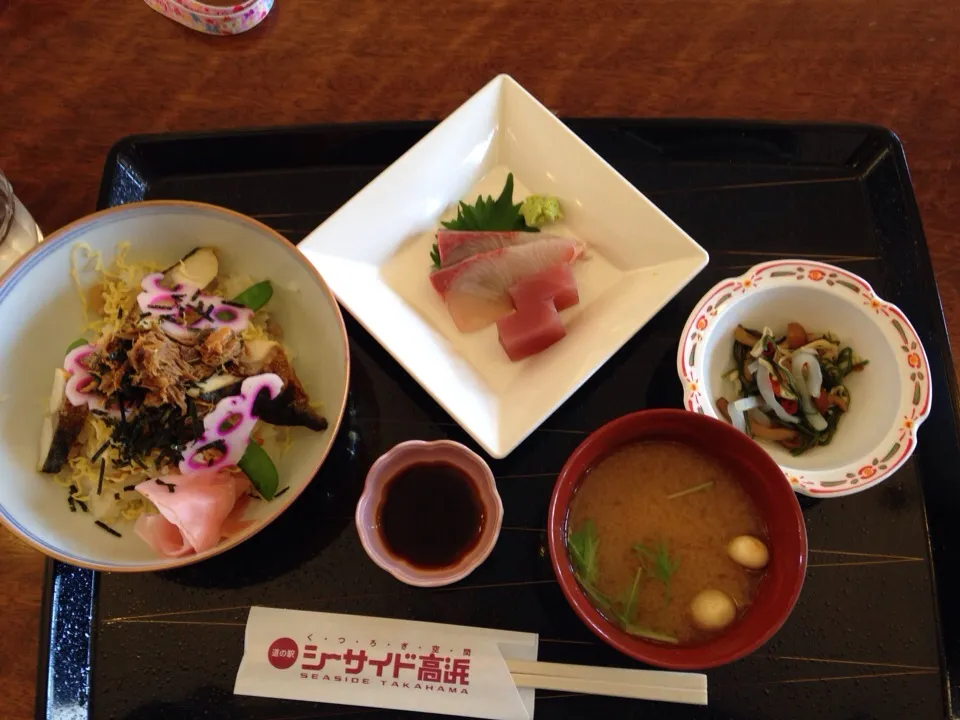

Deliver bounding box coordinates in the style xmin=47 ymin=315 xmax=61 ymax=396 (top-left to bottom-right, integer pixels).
xmin=36 ymin=120 xmax=960 ymax=720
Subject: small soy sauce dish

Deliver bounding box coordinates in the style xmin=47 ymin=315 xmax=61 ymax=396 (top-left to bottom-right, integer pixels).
xmin=355 ymin=440 xmax=503 ymax=586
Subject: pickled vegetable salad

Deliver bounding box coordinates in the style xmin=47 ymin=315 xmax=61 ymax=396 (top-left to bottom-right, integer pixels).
xmin=717 ymin=322 xmax=867 ymax=455
xmin=40 ymin=245 xmax=327 ymax=557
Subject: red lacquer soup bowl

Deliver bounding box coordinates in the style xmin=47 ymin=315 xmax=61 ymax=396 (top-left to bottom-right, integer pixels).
xmin=547 ymin=409 xmax=807 ymax=669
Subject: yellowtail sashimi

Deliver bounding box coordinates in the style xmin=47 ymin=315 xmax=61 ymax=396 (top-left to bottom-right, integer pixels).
xmin=436 ymin=229 xmax=539 ymax=267
xmin=429 ymin=236 xmax=584 ymax=332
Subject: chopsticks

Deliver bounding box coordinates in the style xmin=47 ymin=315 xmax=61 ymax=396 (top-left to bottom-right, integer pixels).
xmin=505 ymin=659 xmax=708 ymax=706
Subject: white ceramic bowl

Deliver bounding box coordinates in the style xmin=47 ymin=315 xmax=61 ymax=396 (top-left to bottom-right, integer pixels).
xmin=0 ymin=201 xmax=350 ymax=570
xmin=678 ymin=260 xmax=931 ymax=497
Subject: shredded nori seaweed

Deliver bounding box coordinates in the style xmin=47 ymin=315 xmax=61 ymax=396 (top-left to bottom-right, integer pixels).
xmin=95 ymin=520 xmax=122 ymax=537
xmin=106 ymin=402 xmax=204 ymax=470
xmin=97 ymin=459 xmax=106 ymax=495
xmin=91 ymin=439 xmax=111 ymax=463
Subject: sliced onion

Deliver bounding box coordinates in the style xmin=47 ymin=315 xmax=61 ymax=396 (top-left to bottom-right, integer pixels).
xmin=792 ymin=352 xmax=828 ymax=431
xmin=729 ymin=396 xmax=762 ymax=434
xmin=731 ymin=396 xmax=762 ymax=413
xmin=747 ymin=360 xmax=759 ymax=375
xmin=748 ymin=408 xmax=772 ymax=427
xmin=757 ymin=365 xmax=799 ymax=424
xmin=729 ymin=402 xmax=747 ymax=433
xmin=794 ymin=351 xmax=823 ymax=399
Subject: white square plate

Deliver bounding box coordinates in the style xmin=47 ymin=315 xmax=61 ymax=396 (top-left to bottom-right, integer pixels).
xmin=300 ymin=75 xmax=709 ymax=458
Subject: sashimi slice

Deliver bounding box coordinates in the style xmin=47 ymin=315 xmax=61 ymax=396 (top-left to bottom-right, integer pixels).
xmin=445 ymin=291 xmax=515 ymax=334
xmin=497 ymin=300 xmax=567 ymax=362
xmin=430 ymin=236 xmax=582 ymax=298
xmin=509 ymin=264 xmax=579 ymax=312
xmin=436 ymin=230 xmax=538 ymax=267
xmin=431 ymin=237 xmax=583 ymax=333
xmin=135 ymin=467 xmax=249 ymax=556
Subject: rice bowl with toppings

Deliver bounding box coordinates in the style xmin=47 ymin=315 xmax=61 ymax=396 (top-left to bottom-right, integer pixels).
xmin=0 ymin=202 xmax=349 ymax=570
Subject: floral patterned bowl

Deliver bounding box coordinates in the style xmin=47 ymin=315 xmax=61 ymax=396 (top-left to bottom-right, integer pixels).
xmin=677 ymin=260 xmax=931 ymax=497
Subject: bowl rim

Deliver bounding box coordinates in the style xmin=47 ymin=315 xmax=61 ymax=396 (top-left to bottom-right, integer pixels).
xmin=547 ymin=408 xmax=808 ymax=669
xmin=676 ymin=258 xmax=932 ymax=498
xmin=0 ymin=200 xmax=352 ymax=572
xmin=355 ymin=439 xmax=504 ymax=587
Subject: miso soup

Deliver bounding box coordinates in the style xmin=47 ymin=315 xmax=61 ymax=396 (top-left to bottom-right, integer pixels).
xmin=566 ymin=440 xmax=767 ymax=644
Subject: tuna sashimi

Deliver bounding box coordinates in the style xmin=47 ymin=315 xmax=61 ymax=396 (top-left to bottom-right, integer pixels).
xmin=497 ymin=300 xmax=566 ymax=362
xmin=134 ymin=467 xmax=251 ymax=557
xmin=436 ymin=230 xmax=539 ymax=267
xmin=508 ymin=264 xmax=579 ymax=312
xmin=430 ymin=237 xmax=583 ymax=333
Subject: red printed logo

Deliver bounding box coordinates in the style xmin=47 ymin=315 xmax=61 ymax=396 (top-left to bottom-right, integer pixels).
xmin=268 ymin=637 xmax=299 ymax=669
xmin=296 ymin=639 xmax=472 ymax=693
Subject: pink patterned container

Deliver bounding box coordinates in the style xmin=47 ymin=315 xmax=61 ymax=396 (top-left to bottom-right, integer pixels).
xmin=355 ymin=440 xmax=503 ymax=587
xmin=142 ymin=0 xmax=273 ymax=36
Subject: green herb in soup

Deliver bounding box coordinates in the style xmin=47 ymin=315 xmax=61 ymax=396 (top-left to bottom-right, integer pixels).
xmin=568 ymin=519 xmax=679 ymax=644
xmin=633 ymin=541 xmax=681 ymax=606
xmin=566 ymin=440 xmax=768 ymax=644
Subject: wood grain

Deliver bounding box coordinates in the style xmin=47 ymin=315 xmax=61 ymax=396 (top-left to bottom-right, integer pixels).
xmin=1 ymin=1 xmax=958 ymax=717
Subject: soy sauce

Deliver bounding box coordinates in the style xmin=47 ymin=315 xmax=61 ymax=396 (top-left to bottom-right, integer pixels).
xmin=378 ymin=462 xmax=485 ymax=569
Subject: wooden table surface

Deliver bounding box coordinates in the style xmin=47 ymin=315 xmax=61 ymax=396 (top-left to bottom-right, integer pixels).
xmin=2 ymin=1 xmax=958 ymax=717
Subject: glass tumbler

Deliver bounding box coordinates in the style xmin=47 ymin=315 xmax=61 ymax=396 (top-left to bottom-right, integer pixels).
xmin=0 ymin=171 xmax=43 ymax=276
